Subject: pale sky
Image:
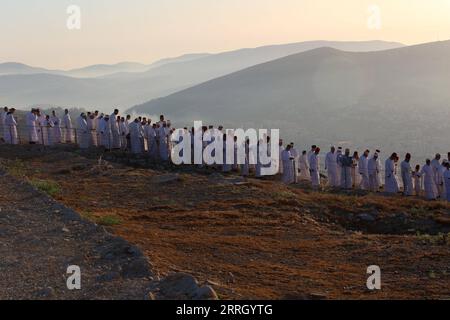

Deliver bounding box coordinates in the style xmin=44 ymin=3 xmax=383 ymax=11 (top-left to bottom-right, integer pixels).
xmin=1 ymin=0 xmax=450 ymax=69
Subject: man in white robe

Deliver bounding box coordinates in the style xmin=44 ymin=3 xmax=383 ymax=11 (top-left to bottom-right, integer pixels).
xmin=86 ymin=113 xmax=97 ymax=147
xmin=50 ymin=111 xmax=62 ymax=144
xmin=368 ymin=151 xmax=381 ymax=192
xmin=110 ymin=109 xmax=121 ymax=149
xmin=63 ymin=109 xmax=73 ymax=143
xmin=325 ymin=146 xmax=338 ymax=187
xmin=4 ymin=108 xmax=18 ymax=144
xmin=119 ymin=117 xmax=128 ymax=150
xmin=129 ymin=119 xmax=144 ymax=154
xmin=289 ymin=143 xmax=300 ymax=183
xmin=26 ymin=109 xmax=39 ymax=144
xmin=299 ymin=150 xmax=310 ymax=181
xmin=443 ymin=162 xmax=450 ymax=202
xmin=340 ymin=149 xmax=353 ymax=189
xmin=76 ymin=114 xmax=89 ymax=149
xmin=385 ymin=153 xmax=399 ymax=194
xmin=358 ymin=150 xmax=370 ymax=190
xmin=281 ymin=145 xmax=295 ymax=184
xmin=278 ymin=140 xmax=284 ymax=175
xmin=420 ymin=159 xmax=438 ymax=200
xmin=36 ymin=110 xmax=47 ymax=145
xmin=400 ymin=153 xmax=414 ymax=196
xmin=158 ymin=122 xmax=170 ymax=160
xmin=431 ymin=154 xmax=442 ymax=195
xmin=0 ymin=107 xmax=8 ymax=141
xmin=310 ymin=147 xmax=321 ymax=189
xmin=99 ymin=116 xmax=112 ymax=149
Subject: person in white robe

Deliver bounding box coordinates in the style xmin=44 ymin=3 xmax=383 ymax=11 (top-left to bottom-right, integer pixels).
xmin=325 ymin=146 xmax=338 ymax=187
xmin=368 ymin=151 xmax=381 ymax=192
xmin=413 ymin=164 xmax=423 ymax=196
xmin=76 ymin=114 xmax=89 ymax=149
xmin=340 ymin=149 xmax=353 ymax=189
xmin=0 ymin=107 xmax=8 ymax=141
xmin=335 ymin=147 xmax=343 ymax=186
xmin=351 ymin=152 xmax=360 ymax=188
xmin=50 ymin=111 xmax=62 ymax=144
xmin=109 ymin=109 xmax=121 ymax=149
xmin=241 ymin=139 xmax=250 ymax=177
xmin=86 ymin=113 xmax=97 ymax=147
xmin=129 ymin=119 xmax=144 ymax=154
xmin=438 ymin=160 xmax=447 ymax=200
xmin=310 ymin=148 xmax=321 ymax=189
xmin=299 ymin=150 xmax=310 ymax=181
xmin=358 ymin=150 xmax=370 ymax=190
xmin=62 ymin=109 xmax=73 ymax=143
xmin=278 ymin=140 xmax=284 ymax=175
xmin=290 ymin=143 xmax=300 ymax=183
xmin=36 ymin=110 xmax=47 ymax=145
xmin=4 ymin=109 xmax=18 ymax=144
xmin=281 ymin=145 xmax=295 ymax=184
xmin=99 ymin=116 xmax=112 ymax=149
xmin=119 ymin=117 xmax=129 ymax=150
xmin=400 ymin=153 xmax=414 ymax=196
xmin=44 ymin=115 xmax=55 ymax=146
xmin=443 ymin=162 xmax=450 ymax=202
xmin=158 ymin=122 xmax=170 ymax=160
xmin=26 ymin=109 xmax=39 ymax=144
xmin=385 ymin=153 xmax=399 ymax=194
xmin=222 ymin=134 xmax=233 ymax=173
xmin=420 ymin=159 xmax=438 ymax=200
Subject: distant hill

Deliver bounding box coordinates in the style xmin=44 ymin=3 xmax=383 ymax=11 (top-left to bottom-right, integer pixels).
xmin=0 ymin=40 xmax=404 ymax=110
xmin=0 ymin=62 xmax=58 ymax=76
xmin=129 ymin=40 xmax=450 ymax=159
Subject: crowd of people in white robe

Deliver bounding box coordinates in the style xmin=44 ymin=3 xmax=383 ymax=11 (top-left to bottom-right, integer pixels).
xmin=1 ymin=106 xmax=449 ymax=202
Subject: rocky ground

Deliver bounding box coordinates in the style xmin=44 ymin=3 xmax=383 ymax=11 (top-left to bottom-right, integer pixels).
xmin=0 ymin=144 xmax=449 ymax=299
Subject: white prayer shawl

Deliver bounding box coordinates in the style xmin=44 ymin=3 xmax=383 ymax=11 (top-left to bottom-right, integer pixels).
xmin=76 ymin=117 xmax=89 ymax=149
xmin=281 ymin=150 xmax=295 ymax=184
xmin=50 ymin=116 xmax=62 ymax=144
xmin=99 ymin=119 xmax=112 ymax=149
xmin=129 ymin=121 xmax=143 ymax=154
xmin=413 ymin=171 xmax=423 ymax=196
xmin=384 ymin=159 xmax=399 ymax=193
xmin=4 ymin=113 xmax=18 ymax=144
xmin=400 ymin=160 xmax=414 ymax=196
xmin=358 ymin=155 xmax=370 ymax=190
xmin=62 ymin=114 xmax=73 ymax=142
xmin=299 ymin=154 xmax=310 ymax=180
xmin=325 ymin=152 xmax=338 ymax=187
xmin=443 ymin=170 xmax=450 ymax=201
xmin=368 ymin=157 xmax=381 ymax=192
xmin=110 ymin=114 xmax=121 ymax=149
xmin=26 ymin=112 xmax=39 ymax=143
xmin=309 ymin=153 xmax=320 ymax=187
xmin=420 ymin=164 xmax=438 ymax=200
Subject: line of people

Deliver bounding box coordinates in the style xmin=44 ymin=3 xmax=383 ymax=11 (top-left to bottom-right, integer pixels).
xmin=280 ymin=144 xmax=450 ymax=202
xmin=1 ymin=107 xmax=449 ymax=202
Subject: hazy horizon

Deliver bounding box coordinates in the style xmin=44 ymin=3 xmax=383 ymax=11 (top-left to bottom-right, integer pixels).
xmin=2 ymin=0 xmax=450 ymax=69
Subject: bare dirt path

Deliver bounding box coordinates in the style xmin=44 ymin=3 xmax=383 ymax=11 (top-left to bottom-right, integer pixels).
xmin=0 ymin=169 xmax=154 ymax=299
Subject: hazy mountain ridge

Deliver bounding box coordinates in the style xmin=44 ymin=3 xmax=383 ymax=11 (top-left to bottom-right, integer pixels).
xmin=0 ymin=40 xmax=404 ymax=109
xmin=129 ymin=41 xmax=450 ymax=159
